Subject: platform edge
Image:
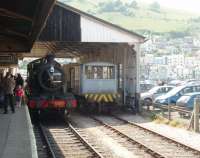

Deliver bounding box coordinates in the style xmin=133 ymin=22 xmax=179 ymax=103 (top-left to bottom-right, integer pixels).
xmin=25 ymin=106 xmax=38 ymax=158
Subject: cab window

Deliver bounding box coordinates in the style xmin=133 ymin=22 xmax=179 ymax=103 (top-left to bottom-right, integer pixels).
xmin=85 ymin=65 xmax=115 ymax=79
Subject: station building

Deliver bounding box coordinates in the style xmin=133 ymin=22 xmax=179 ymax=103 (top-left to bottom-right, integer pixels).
xmin=1 ymin=1 xmax=145 ymax=105
xmin=26 ymin=2 xmax=145 ymax=105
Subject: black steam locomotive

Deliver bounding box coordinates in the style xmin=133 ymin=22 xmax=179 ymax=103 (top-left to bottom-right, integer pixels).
xmin=26 ymin=54 xmax=77 ymax=117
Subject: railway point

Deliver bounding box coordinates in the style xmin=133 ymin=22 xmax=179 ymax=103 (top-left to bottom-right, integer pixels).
xmin=0 ymin=0 xmax=200 ymax=158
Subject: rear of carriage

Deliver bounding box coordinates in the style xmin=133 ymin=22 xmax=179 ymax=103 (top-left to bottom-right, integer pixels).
xmin=66 ymin=62 xmax=121 ymax=112
xmin=26 ymin=56 xmax=77 ymax=116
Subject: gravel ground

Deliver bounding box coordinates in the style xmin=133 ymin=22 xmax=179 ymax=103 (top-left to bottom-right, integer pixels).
xmin=116 ymin=113 xmax=200 ymax=151
xmin=70 ymin=113 xmax=151 ymax=158
xmin=96 ymin=115 xmax=200 ymax=157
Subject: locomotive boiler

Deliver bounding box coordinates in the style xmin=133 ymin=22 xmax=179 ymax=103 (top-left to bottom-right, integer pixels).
xmin=26 ymin=54 xmax=77 ymax=117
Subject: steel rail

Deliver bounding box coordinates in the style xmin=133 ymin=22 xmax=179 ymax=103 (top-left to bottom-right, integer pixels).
xmin=67 ymin=122 xmax=104 ymax=158
xmin=39 ymin=123 xmax=57 ymax=158
xmin=112 ymin=114 xmax=200 ymax=155
xmin=91 ymin=116 xmax=165 ymax=158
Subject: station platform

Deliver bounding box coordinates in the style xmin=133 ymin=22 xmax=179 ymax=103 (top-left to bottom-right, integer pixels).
xmin=0 ymin=106 xmax=37 ymax=158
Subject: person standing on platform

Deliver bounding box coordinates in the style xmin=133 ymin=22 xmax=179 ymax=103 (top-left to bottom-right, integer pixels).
xmin=15 ymin=73 xmax=24 ymax=87
xmin=0 ymin=73 xmax=4 ymax=108
xmin=3 ymin=72 xmax=16 ymax=114
xmin=15 ymin=73 xmax=24 ymax=105
xmin=15 ymin=85 xmax=24 ymax=108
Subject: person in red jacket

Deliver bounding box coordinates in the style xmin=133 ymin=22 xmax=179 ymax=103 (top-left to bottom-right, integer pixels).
xmin=15 ymin=85 xmax=24 ymax=108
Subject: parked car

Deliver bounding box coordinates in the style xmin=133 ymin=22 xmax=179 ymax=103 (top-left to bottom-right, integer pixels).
xmin=140 ymin=80 xmax=155 ymax=93
xmin=176 ymin=92 xmax=200 ymax=110
xmin=168 ymin=80 xmax=184 ymax=86
xmin=183 ymin=80 xmax=200 ymax=86
xmin=154 ymin=84 xmax=200 ymax=105
xmin=140 ymin=85 xmax=174 ymax=105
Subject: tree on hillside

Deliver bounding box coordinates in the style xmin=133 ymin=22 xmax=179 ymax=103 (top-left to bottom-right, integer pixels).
xmin=115 ymin=0 xmax=123 ymax=7
xmin=190 ymin=16 xmax=200 ymax=22
xmin=99 ymin=1 xmax=116 ymax=12
xmin=62 ymin=0 xmax=72 ymax=3
xmin=149 ymin=1 xmax=160 ymax=12
xmin=129 ymin=0 xmax=138 ymax=9
xmin=98 ymin=0 xmax=130 ymax=16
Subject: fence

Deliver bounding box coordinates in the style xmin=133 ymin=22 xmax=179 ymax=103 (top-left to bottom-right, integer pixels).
xmin=140 ymin=98 xmax=200 ymax=132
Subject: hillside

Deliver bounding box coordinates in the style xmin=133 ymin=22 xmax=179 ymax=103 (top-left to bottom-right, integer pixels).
xmin=60 ymin=0 xmax=200 ymax=36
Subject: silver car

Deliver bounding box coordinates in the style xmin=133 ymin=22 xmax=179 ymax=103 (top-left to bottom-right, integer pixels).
xmin=140 ymin=85 xmax=175 ymax=105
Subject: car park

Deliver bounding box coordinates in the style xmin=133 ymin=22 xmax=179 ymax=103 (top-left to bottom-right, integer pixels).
xmin=154 ymin=84 xmax=200 ymax=105
xmin=140 ymin=85 xmax=174 ymax=105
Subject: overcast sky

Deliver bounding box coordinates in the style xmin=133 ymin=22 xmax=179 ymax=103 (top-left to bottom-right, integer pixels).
xmin=142 ymin=0 xmax=200 ymax=13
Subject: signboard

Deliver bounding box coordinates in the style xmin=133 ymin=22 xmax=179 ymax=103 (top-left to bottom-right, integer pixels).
xmin=0 ymin=55 xmax=18 ymax=65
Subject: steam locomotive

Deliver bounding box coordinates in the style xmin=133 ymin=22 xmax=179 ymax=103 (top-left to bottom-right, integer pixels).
xmin=26 ymin=54 xmax=77 ymax=117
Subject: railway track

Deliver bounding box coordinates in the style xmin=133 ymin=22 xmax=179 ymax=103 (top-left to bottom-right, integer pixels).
xmin=34 ymin=122 xmax=103 ymax=158
xmin=33 ymin=113 xmax=200 ymax=158
xmin=33 ymin=124 xmax=56 ymax=158
xmin=89 ymin=116 xmax=164 ymax=158
xmin=71 ymin=127 xmax=119 ymax=157
xmin=70 ymin=114 xmax=164 ymax=158
xmin=92 ymin=115 xmax=200 ymax=158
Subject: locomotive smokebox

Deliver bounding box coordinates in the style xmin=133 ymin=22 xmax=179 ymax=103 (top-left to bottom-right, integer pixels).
xmin=38 ymin=54 xmax=65 ymax=92
xmin=27 ymin=53 xmax=65 ymax=94
xmin=46 ymin=53 xmax=55 ymax=64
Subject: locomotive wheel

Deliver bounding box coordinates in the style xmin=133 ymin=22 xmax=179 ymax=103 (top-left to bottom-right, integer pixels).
xmin=38 ymin=64 xmax=65 ymax=92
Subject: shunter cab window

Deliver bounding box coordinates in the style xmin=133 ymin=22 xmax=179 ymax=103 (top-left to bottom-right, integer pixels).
xmin=85 ymin=66 xmax=115 ymax=79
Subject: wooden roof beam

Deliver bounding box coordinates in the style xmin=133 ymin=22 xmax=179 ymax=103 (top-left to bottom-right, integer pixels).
xmin=0 ymin=37 xmax=30 ymax=52
xmin=55 ymin=49 xmax=76 ymax=58
xmin=0 ymin=8 xmax=33 ymax=22
xmin=0 ymin=26 xmax=29 ymax=39
xmin=64 ymin=46 xmax=81 ymax=57
xmin=44 ymin=43 xmax=56 ymax=52
xmin=29 ymin=0 xmax=56 ymax=46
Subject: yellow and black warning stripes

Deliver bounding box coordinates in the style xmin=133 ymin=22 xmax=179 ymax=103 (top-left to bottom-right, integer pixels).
xmin=84 ymin=93 xmax=120 ymax=103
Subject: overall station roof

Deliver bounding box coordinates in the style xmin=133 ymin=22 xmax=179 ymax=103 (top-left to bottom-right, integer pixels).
xmin=0 ymin=0 xmax=56 ymax=53
xmin=24 ymin=1 xmax=145 ymax=58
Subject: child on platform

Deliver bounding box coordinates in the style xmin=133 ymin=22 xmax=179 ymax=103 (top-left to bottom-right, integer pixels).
xmin=15 ymin=85 xmax=24 ymax=107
